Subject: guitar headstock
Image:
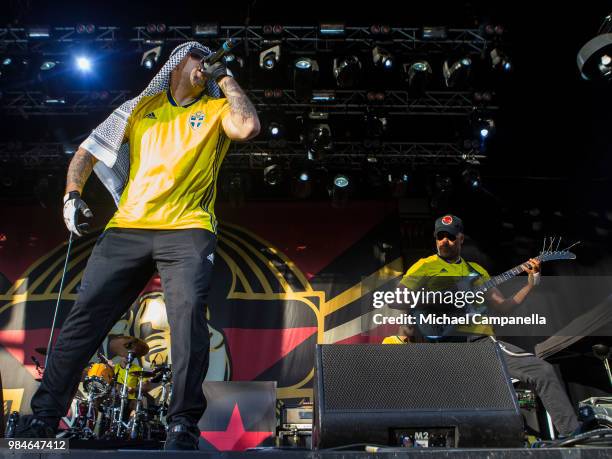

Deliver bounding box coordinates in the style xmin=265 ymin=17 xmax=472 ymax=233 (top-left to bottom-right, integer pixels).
xmin=537 ymin=236 xmax=580 ymax=262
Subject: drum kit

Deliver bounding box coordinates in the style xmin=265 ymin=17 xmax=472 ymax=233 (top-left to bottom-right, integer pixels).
xmin=34 ymin=336 xmax=173 ymax=441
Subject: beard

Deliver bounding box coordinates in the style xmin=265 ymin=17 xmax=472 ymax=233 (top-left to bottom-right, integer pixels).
xmin=189 ymin=68 xmax=207 ymax=88
xmin=437 ymin=244 xmax=459 ymax=261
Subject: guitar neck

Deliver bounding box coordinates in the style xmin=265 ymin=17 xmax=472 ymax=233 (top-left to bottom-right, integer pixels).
xmin=477 ymin=256 xmax=539 ymax=292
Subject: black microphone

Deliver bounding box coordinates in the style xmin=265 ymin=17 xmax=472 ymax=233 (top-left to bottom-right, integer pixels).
xmin=202 ymin=39 xmax=238 ymax=65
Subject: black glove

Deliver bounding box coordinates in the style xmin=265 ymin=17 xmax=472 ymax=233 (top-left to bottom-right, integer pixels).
xmin=200 ymin=60 xmax=229 ymax=83
xmin=63 ymin=191 xmax=93 ymax=237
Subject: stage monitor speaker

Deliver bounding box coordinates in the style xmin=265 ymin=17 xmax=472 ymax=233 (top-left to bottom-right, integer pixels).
xmin=313 ymin=340 xmax=523 ymax=448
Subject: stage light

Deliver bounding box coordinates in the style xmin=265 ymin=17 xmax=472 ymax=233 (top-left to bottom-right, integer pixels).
xmin=192 ymin=23 xmax=219 ymax=37
xmin=40 ymin=60 xmax=56 ymax=71
xmin=462 ymin=167 xmax=481 ymax=189
xmin=330 ymin=173 xmax=350 ymax=208
xmin=422 ymin=26 xmax=447 ymax=39
xmin=2 ymin=58 xmax=12 ymax=66
xmin=334 ymin=174 xmax=349 ymax=188
xmin=388 ymin=171 xmax=411 ymax=198
xmin=294 ymin=57 xmax=319 ymax=101
xmin=404 ymin=60 xmax=432 ymax=94
xmin=27 ymin=26 xmax=50 ymax=38
xmin=443 ymin=57 xmax=472 ymax=87
xmin=295 ymin=58 xmax=312 ymax=70
xmin=75 ymin=56 xmax=92 ymax=72
xmin=476 ymin=117 xmax=495 ymax=139
xmin=490 ymin=48 xmax=512 ymax=73
xmin=333 ymin=56 xmax=361 ymax=88
xmin=577 ymin=15 xmax=612 ymax=81
xmin=311 ymin=90 xmax=335 ymax=102
xmin=259 ymin=45 xmax=280 ymax=70
xmin=319 ymin=23 xmax=345 ymax=36
xmin=269 ymin=123 xmax=280 ymax=137
xmin=263 ymin=157 xmax=282 ymax=186
xmin=373 ymin=46 xmax=393 ymax=69
xmin=299 ymin=172 xmax=309 ymax=182
xmin=307 ymin=123 xmax=332 ymax=156
xmin=141 ymin=46 xmax=161 ymax=70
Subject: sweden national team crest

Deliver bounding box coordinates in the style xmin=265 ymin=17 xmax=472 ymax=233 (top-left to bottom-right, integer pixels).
xmin=189 ymin=111 xmax=206 ymax=130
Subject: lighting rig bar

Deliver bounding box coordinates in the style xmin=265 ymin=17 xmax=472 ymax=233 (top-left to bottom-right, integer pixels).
xmin=0 ymin=25 xmax=489 ymax=54
xmin=0 ymin=141 xmax=482 ymax=169
xmin=0 ymin=89 xmax=496 ymax=116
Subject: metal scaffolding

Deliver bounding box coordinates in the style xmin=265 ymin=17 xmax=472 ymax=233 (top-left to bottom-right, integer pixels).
xmin=0 ymin=89 xmax=494 ymax=116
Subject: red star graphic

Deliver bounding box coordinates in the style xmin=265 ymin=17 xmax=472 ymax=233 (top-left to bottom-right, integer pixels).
xmin=200 ymin=403 xmax=273 ymax=451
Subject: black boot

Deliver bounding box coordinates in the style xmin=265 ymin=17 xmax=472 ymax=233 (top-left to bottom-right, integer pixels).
xmin=164 ymin=422 xmax=200 ymax=450
xmin=14 ymin=416 xmax=57 ymax=438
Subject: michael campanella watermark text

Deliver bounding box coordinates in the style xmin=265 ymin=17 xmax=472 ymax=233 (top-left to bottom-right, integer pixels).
xmin=372 ymin=312 xmax=547 ymax=326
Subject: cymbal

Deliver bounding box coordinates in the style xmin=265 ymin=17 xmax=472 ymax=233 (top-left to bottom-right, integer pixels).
xmin=131 ymin=370 xmax=156 ymax=378
xmin=35 ymin=347 xmax=48 ymax=356
xmin=109 ymin=336 xmax=149 ymax=358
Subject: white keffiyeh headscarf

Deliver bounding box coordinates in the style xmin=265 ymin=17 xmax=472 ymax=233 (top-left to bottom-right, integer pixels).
xmin=81 ymin=41 xmax=221 ymax=206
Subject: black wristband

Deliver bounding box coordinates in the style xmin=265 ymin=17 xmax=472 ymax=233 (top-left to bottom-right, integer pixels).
xmin=67 ymin=191 xmax=81 ymax=200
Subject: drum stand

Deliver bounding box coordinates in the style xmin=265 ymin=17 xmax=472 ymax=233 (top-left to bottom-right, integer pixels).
xmin=116 ymin=350 xmax=135 ymax=437
xmin=129 ymin=373 xmax=146 ymax=439
xmin=158 ymin=368 xmax=172 ymax=426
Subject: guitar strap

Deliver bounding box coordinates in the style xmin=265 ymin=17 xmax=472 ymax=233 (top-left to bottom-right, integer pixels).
xmin=463 ymin=259 xmax=482 ymax=278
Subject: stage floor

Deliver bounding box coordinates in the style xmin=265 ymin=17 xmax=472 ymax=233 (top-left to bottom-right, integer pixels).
xmin=0 ymin=448 xmax=609 ymax=459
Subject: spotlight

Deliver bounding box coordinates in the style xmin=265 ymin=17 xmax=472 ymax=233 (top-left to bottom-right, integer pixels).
xmin=334 ymin=174 xmax=349 ymax=188
xmin=259 ymin=45 xmax=280 ymax=70
xmin=27 ymin=26 xmax=50 ymax=38
xmin=75 ymin=56 xmax=92 ymax=72
xmin=292 ymin=164 xmax=313 ymax=199
xmin=192 ymin=23 xmax=219 ymax=37
xmin=577 ymin=15 xmax=612 ymax=80
xmin=269 ymin=122 xmax=281 ymax=137
xmin=476 ymin=117 xmax=495 ymax=139
xmin=2 ymin=58 xmax=12 ymax=66
xmin=141 ymin=46 xmax=161 ymax=70
xmin=443 ymin=57 xmax=472 ymax=87
xmin=490 ymin=48 xmax=512 ymax=72
xmin=372 ymin=46 xmax=393 ymax=69
xmin=364 ymin=114 xmax=386 ymax=148
xmin=330 ymin=174 xmax=350 ymax=208
xmin=388 ymin=170 xmax=410 ymax=198
xmin=403 ymin=60 xmax=432 ymax=94
xmin=263 ymin=157 xmax=282 ymax=186
xmin=333 ymin=56 xmax=361 ymax=88
xmin=320 ymin=23 xmax=345 ymax=36
xmin=306 ymin=123 xmax=332 ymax=158
xmin=462 ymin=167 xmax=482 ymax=189
xmin=293 ymin=57 xmax=319 ymax=101
xmin=40 ymin=60 xmax=56 ymax=71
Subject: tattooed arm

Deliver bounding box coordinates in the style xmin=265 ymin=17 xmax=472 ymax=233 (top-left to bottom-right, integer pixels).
xmin=65 ymin=147 xmax=98 ymax=194
xmin=218 ymin=76 xmax=261 ymax=141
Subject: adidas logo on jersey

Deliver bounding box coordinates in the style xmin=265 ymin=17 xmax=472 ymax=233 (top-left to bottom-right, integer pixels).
xmin=144 ymin=112 xmax=157 ymax=119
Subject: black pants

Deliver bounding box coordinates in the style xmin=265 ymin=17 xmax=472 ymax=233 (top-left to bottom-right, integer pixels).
xmin=31 ymin=228 xmax=216 ymax=426
xmin=495 ymin=339 xmax=580 ymax=436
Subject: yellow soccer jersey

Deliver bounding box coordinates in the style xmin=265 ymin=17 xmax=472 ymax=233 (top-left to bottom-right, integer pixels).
xmin=400 ymin=254 xmax=494 ymax=336
xmin=106 ymin=89 xmax=231 ymax=232
xmin=382 ymin=335 xmax=409 ymax=344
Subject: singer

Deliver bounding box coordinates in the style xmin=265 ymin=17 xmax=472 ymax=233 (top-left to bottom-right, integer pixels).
xmin=16 ymin=41 xmax=260 ymax=450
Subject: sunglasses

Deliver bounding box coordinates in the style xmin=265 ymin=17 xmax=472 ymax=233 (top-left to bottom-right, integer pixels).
xmin=435 ymin=232 xmax=456 ymax=242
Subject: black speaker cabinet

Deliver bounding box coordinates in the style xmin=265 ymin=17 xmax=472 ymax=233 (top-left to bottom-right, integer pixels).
xmin=313 ymin=340 xmax=523 ymax=448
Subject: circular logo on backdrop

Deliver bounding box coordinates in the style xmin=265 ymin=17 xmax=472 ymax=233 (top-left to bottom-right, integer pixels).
xmin=441 ymin=215 xmax=453 ymax=225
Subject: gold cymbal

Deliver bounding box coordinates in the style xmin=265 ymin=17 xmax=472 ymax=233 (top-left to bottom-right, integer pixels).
xmin=108 ymin=335 xmax=149 ymax=358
